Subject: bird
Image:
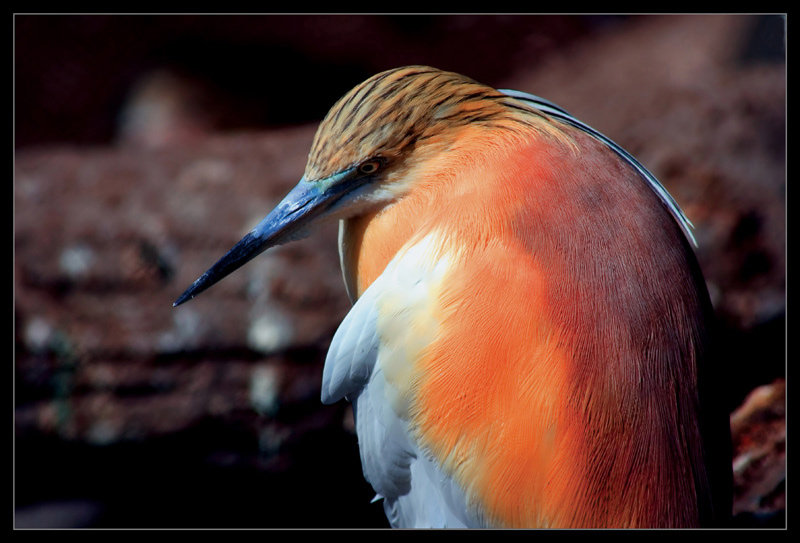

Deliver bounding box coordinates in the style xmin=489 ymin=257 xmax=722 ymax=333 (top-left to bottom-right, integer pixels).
xmin=173 ymin=66 xmax=732 ymax=528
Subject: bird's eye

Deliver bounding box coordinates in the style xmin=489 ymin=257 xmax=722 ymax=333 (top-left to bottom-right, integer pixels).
xmin=358 ymin=159 xmax=382 ymax=175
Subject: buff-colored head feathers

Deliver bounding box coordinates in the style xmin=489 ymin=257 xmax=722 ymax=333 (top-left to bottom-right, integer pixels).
xmin=304 ymin=66 xmax=559 ymax=182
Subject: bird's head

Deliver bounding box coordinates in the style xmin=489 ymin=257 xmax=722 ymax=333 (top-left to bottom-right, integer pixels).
xmin=173 ymin=66 xmax=550 ymax=306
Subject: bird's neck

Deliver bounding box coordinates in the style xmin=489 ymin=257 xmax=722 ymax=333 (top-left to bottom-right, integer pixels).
xmin=338 ymin=195 xmax=432 ymax=303
xmin=338 ymin=125 xmax=532 ymax=302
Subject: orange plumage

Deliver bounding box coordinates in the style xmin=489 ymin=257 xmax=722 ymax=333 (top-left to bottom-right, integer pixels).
xmin=175 ymin=66 xmax=732 ymax=528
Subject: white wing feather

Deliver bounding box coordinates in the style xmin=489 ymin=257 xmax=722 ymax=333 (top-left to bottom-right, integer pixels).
xmin=321 ymin=287 xmax=379 ymax=405
xmin=322 ymin=236 xmax=479 ymax=527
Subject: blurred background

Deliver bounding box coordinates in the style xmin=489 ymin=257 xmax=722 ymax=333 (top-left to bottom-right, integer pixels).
xmin=14 ymin=14 xmax=785 ymax=529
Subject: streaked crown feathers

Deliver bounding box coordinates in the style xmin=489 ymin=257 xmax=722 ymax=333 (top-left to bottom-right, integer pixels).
xmin=304 ymin=66 xmax=559 ymax=182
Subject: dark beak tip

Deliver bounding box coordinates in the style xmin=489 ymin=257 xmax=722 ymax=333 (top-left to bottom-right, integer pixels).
xmin=173 ymin=279 xmax=204 ymax=307
xmin=173 ymin=291 xmax=192 ymax=307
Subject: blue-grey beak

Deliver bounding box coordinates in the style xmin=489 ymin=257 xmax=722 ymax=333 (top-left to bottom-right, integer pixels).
xmin=173 ymin=176 xmax=350 ymax=307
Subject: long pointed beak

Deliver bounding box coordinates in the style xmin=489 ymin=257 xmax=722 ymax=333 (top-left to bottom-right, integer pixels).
xmin=173 ymin=177 xmax=344 ymax=307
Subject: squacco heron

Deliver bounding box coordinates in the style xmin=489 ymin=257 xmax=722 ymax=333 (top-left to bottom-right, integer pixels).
xmin=174 ymin=66 xmax=732 ymax=528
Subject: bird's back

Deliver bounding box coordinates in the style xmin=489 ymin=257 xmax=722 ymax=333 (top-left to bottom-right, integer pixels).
xmin=329 ymin=117 xmax=727 ymax=528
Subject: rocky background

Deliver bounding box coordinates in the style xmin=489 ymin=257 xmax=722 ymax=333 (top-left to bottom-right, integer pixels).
xmin=14 ymin=15 xmax=785 ymax=529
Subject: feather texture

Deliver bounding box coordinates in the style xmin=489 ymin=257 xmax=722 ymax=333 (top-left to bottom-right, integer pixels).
xmin=323 ymin=68 xmax=725 ymax=527
xmin=175 ymin=66 xmax=730 ymax=527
